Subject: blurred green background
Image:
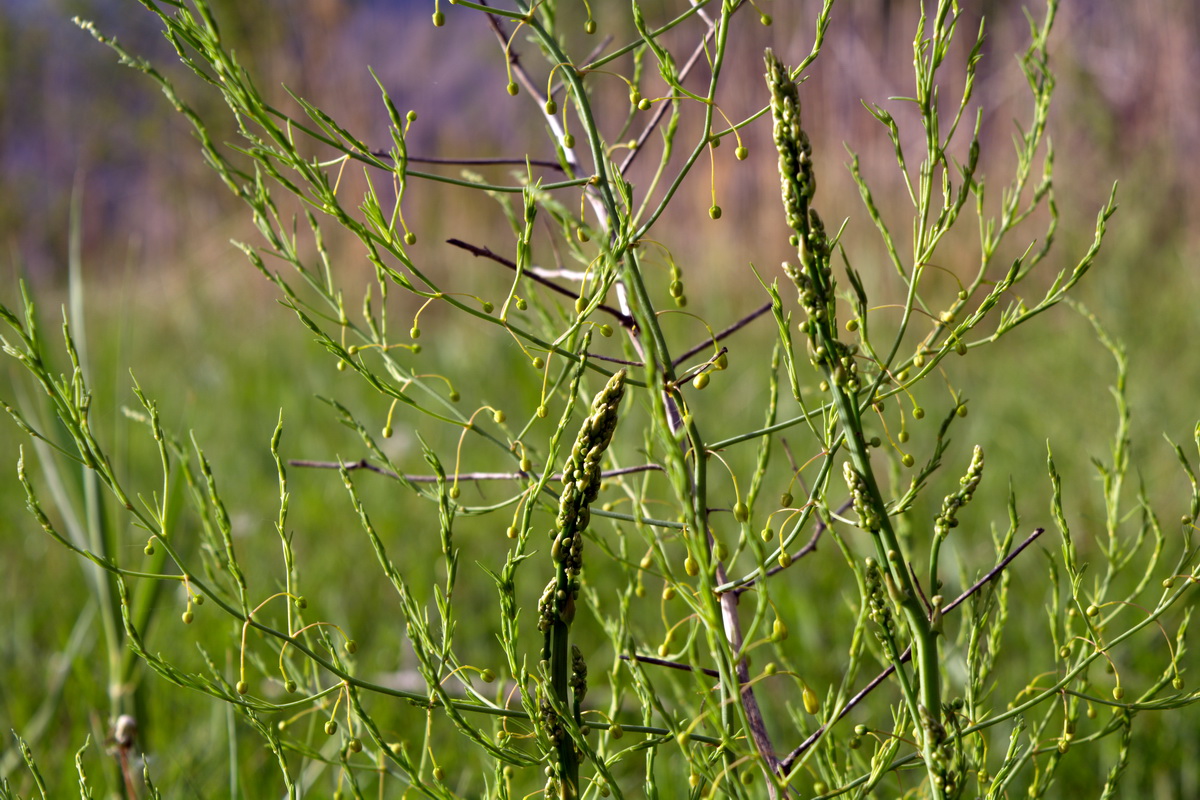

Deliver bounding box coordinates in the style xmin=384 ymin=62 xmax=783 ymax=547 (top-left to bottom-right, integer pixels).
xmin=2 ymin=0 xmax=1199 ymax=796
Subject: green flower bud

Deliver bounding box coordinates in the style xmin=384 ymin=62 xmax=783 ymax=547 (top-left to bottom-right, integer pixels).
xmin=236 ymin=680 xmax=248 ymax=695
xmin=692 ymin=372 xmax=710 ymax=390
xmin=735 ymin=146 xmax=749 ymax=161
xmin=285 ymin=679 xmax=298 ymax=693
xmin=181 ymin=610 xmax=193 ymax=624
xmin=562 ymin=133 xmax=575 ymax=148
xmin=506 ymin=82 xmax=518 ymax=96
xmin=709 ymin=205 xmax=722 ymax=220
xmin=584 ymin=18 xmax=596 ymax=34
xmin=802 ymin=683 xmax=819 ymax=714
xmin=545 ymin=99 xmax=557 ymax=115
xmin=432 ymin=10 xmax=445 ymax=26
xmin=344 ymin=639 xmax=358 ymax=655
xmin=404 ymin=231 xmax=417 ymax=245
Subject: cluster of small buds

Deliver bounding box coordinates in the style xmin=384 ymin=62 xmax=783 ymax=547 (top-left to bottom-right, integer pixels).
xmin=556 ymin=370 xmax=627 ymax=537
xmin=540 ymin=371 xmax=627 ymax=658
xmin=570 ymin=644 xmax=588 ymax=702
xmin=844 ymin=461 xmax=882 ymax=533
xmin=920 ymin=704 xmax=960 ymax=794
xmin=934 ymin=445 xmax=984 ymax=539
xmin=551 ymin=531 xmax=586 ymax=575
xmin=537 ymin=578 xmax=558 ymax=645
xmin=863 ymin=558 xmax=895 ymax=635
xmin=830 ymin=344 xmax=860 ymax=392
xmin=538 ymin=692 xmax=566 ymax=746
xmin=765 ymin=50 xmax=815 ymax=235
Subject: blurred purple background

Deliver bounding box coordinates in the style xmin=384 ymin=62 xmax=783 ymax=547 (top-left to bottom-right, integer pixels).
xmin=3 ymin=1 xmax=1197 ymax=287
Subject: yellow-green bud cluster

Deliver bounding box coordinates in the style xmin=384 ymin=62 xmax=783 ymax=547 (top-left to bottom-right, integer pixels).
xmin=554 ymin=370 xmax=627 ymax=572
xmin=768 ymin=50 xmax=842 ymax=383
xmin=863 ymin=557 xmax=896 ymax=638
xmin=570 ymin=644 xmax=588 ymax=702
xmin=934 ymin=445 xmax=984 ymax=539
xmin=920 ymin=703 xmax=959 ymax=792
xmin=537 ymin=578 xmax=564 ymax=640
xmin=844 ymin=461 xmax=882 ymax=533
xmin=538 ymin=692 xmax=564 ymax=744
xmin=766 ymin=50 xmax=815 ymax=236
xmin=540 ymin=371 xmax=626 ymax=651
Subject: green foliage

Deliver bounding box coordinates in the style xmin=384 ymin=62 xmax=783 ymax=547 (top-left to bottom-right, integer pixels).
xmin=3 ymin=1 xmax=1198 ymax=798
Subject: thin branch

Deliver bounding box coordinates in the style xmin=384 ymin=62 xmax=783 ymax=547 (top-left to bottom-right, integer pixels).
xmin=588 ymin=352 xmax=645 ymax=367
xmin=716 ymin=560 xmax=782 ymax=781
xmin=288 ymin=458 xmax=663 ymax=484
xmin=615 ymin=1 xmax=748 ymax=176
xmin=620 ymin=652 xmax=720 ymax=678
xmin=778 ymin=527 xmax=1047 ymax=771
xmin=446 ymin=238 xmax=638 ymax=330
xmin=671 ymin=301 xmax=774 ymax=367
xmin=371 ymin=153 xmax=566 ymax=172
xmin=730 ymin=500 xmax=853 ymax=596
